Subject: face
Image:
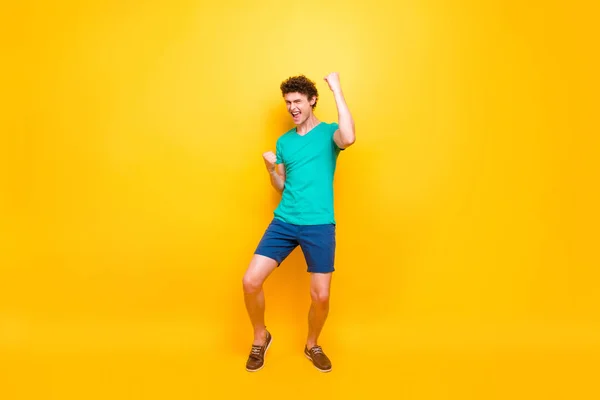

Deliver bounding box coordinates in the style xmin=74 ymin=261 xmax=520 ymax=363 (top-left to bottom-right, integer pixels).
xmin=284 ymin=92 xmax=315 ymax=125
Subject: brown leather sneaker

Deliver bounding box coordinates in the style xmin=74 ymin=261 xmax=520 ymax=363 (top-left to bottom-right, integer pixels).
xmin=304 ymin=345 xmax=332 ymax=372
xmin=245 ymin=330 xmax=272 ymax=372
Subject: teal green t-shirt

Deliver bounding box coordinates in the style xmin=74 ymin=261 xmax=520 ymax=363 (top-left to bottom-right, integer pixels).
xmin=274 ymin=121 xmax=343 ymax=225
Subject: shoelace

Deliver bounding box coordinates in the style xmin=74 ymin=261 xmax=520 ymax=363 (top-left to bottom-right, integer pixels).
xmin=311 ymin=346 xmax=323 ymax=354
xmin=251 ymin=346 xmax=262 ymax=355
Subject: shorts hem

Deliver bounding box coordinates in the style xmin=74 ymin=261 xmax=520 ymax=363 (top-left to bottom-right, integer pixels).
xmin=307 ymin=267 xmax=335 ymax=274
xmin=253 ymin=252 xmax=282 ymax=266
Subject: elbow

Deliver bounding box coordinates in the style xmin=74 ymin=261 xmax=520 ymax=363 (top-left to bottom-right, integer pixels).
xmin=340 ymin=124 xmax=355 ymax=147
xmin=342 ymin=134 xmax=356 ymax=148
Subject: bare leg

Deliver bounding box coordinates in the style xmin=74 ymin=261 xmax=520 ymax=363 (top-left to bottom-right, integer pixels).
xmin=306 ymin=272 xmax=332 ymax=349
xmin=242 ymin=254 xmax=278 ymax=346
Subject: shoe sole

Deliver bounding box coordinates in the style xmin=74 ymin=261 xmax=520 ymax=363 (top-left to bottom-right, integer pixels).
xmin=305 ymin=352 xmax=332 ymax=373
xmin=245 ymin=336 xmax=272 ymax=372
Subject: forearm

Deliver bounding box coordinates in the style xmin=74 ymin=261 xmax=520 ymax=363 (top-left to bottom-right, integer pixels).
xmin=333 ymin=89 xmax=355 ymax=144
xmin=268 ymin=168 xmax=285 ymax=194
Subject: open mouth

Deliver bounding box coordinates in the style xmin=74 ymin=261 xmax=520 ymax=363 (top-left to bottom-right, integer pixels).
xmin=292 ymin=111 xmax=301 ymax=119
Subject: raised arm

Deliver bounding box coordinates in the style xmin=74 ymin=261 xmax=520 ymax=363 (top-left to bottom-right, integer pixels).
xmin=324 ymin=72 xmax=356 ymax=149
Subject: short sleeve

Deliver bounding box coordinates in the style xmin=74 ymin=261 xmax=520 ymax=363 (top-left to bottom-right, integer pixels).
xmin=330 ymin=122 xmax=339 ymax=134
xmin=275 ymin=139 xmax=283 ymax=164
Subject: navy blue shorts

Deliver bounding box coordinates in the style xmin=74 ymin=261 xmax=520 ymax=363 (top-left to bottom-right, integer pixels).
xmin=254 ymin=218 xmax=336 ymax=273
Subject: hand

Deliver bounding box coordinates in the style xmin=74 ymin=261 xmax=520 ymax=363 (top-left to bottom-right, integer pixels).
xmin=262 ymin=151 xmax=277 ymax=172
xmin=324 ymin=72 xmax=342 ymax=93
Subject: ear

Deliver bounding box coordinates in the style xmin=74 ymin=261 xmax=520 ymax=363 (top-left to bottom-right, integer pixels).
xmin=310 ymin=96 xmax=316 ymax=106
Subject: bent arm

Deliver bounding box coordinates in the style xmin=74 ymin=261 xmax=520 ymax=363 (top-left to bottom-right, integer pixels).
xmin=332 ymin=88 xmax=356 ymax=149
xmin=268 ymin=163 xmax=286 ymax=194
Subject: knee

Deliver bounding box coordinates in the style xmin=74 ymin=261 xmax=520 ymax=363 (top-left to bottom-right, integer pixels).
xmin=311 ymin=290 xmax=330 ymax=306
xmin=242 ymin=275 xmax=263 ymax=294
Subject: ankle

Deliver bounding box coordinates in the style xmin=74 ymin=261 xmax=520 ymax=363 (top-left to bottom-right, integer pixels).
xmin=253 ymin=327 xmax=267 ymax=344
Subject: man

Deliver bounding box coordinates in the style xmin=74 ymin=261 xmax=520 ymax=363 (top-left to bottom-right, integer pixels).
xmin=242 ymin=72 xmax=355 ymax=372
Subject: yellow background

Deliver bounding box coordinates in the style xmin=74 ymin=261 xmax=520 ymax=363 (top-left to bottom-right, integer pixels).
xmin=2 ymin=0 xmax=599 ymax=398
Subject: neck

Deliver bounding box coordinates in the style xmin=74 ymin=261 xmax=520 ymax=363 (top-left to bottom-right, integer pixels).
xmin=295 ymin=114 xmax=320 ymax=135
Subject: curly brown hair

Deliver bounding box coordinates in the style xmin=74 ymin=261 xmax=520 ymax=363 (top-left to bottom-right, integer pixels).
xmin=280 ymin=75 xmax=319 ymax=109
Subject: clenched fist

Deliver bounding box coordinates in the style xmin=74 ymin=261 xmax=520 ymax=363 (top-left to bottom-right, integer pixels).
xmin=262 ymin=151 xmax=277 ymax=171
xmin=324 ymin=72 xmax=342 ymax=93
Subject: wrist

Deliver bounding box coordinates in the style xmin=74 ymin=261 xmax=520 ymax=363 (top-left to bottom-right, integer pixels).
xmin=332 ymin=88 xmax=344 ymax=96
